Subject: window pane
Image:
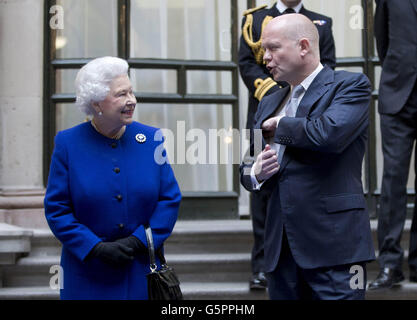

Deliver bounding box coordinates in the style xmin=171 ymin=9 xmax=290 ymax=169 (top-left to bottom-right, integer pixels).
xmin=55 ymin=0 xmax=117 ymax=58
xmin=56 ymin=103 xmax=88 ymax=133
xmin=55 ymin=69 xmax=78 ymax=93
xmin=136 ymin=103 xmax=235 ymax=192
xmin=130 ymin=0 xmax=231 ymax=61
xmin=375 ymin=66 xmax=382 ymax=91
xmin=130 ymin=69 xmax=177 ymax=93
xmin=187 ymin=71 xmax=232 ymax=95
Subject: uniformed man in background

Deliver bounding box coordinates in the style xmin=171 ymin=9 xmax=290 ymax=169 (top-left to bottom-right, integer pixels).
xmin=368 ymin=0 xmax=417 ymax=291
xmin=238 ymin=0 xmax=336 ymax=290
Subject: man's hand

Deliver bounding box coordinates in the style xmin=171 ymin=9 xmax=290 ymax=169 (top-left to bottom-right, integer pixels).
xmin=262 ymin=117 xmax=278 ymax=139
xmin=253 ymin=144 xmax=279 ymax=183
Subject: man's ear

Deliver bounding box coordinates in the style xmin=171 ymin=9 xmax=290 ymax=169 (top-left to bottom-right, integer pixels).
xmin=299 ymin=38 xmax=310 ymax=57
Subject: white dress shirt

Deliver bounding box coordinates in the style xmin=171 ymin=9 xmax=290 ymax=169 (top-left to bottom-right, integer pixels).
xmin=250 ymin=63 xmax=324 ymax=190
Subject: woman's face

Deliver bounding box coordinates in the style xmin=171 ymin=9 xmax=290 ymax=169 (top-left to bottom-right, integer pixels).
xmin=96 ymin=74 xmax=137 ymax=127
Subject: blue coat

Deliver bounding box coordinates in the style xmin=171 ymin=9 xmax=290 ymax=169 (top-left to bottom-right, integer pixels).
xmin=240 ymin=66 xmax=375 ymax=273
xmin=44 ymin=121 xmax=181 ymax=299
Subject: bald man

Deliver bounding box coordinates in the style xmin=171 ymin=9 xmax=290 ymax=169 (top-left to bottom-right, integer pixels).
xmin=240 ymin=14 xmax=375 ymax=300
xmin=239 ymin=1 xmax=335 ymax=290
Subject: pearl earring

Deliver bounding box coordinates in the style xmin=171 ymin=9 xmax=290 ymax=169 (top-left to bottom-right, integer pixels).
xmin=98 ymin=111 xmax=103 ymax=116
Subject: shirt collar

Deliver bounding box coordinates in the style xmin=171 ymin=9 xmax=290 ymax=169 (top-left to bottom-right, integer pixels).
xmin=276 ymin=0 xmax=303 ymax=14
xmin=299 ymin=63 xmax=324 ymax=92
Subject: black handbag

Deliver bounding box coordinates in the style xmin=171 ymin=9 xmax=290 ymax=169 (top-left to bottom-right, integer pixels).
xmin=145 ymin=226 xmax=183 ymax=300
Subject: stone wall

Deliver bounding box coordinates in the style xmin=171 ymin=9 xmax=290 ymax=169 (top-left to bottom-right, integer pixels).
xmin=0 ymin=0 xmax=46 ymax=228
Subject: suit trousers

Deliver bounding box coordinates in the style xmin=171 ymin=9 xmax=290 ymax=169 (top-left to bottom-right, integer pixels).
xmin=378 ymin=79 xmax=417 ymax=272
xmin=266 ymin=229 xmax=366 ymax=300
xmin=249 ymin=189 xmax=269 ymax=274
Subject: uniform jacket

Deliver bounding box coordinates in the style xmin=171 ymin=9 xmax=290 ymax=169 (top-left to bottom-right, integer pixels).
xmin=239 ymin=4 xmax=336 ymax=130
xmin=240 ymin=66 xmax=375 ymax=272
xmin=374 ymin=0 xmax=417 ymax=114
xmin=44 ymin=121 xmax=181 ymax=299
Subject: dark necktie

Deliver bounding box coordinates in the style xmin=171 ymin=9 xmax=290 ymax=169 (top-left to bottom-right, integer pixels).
xmin=283 ymin=8 xmax=296 ymax=14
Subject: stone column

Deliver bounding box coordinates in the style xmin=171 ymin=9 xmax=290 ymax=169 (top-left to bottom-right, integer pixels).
xmin=0 ymin=0 xmax=46 ymax=228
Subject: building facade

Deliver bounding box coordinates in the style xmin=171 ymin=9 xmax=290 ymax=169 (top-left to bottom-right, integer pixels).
xmin=0 ymin=0 xmax=413 ymax=229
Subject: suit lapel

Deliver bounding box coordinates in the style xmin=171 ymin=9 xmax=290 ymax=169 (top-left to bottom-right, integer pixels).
xmin=278 ymin=67 xmax=334 ymax=173
xmin=411 ymin=0 xmax=417 ymax=15
xmin=296 ymin=66 xmax=333 ymax=118
xmin=255 ymin=86 xmax=290 ymax=129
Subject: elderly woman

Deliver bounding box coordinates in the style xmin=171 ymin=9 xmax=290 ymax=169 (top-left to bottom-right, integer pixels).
xmin=44 ymin=56 xmax=181 ymax=300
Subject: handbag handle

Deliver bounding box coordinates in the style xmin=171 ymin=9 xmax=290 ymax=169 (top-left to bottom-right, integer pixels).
xmin=145 ymin=225 xmax=166 ymax=272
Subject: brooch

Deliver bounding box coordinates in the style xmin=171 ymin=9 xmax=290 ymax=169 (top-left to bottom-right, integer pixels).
xmin=135 ymin=133 xmax=147 ymax=143
xmin=313 ymin=20 xmax=327 ymax=26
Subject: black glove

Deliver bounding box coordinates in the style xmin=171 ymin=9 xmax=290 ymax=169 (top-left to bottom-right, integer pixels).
xmin=115 ymin=235 xmax=147 ymax=255
xmin=89 ymin=242 xmax=134 ymax=267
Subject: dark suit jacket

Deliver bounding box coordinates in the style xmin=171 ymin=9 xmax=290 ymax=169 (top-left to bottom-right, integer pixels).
xmin=239 ymin=4 xmax=336 ymax=130
xmin=240 ymin=66 xmax=375 ymax=272
xmin=375 ymin=0 xmax=417 ymax=114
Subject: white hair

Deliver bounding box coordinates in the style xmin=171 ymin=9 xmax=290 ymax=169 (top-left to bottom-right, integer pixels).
xmin=75 ymin=56 xmax=129 ymax=115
